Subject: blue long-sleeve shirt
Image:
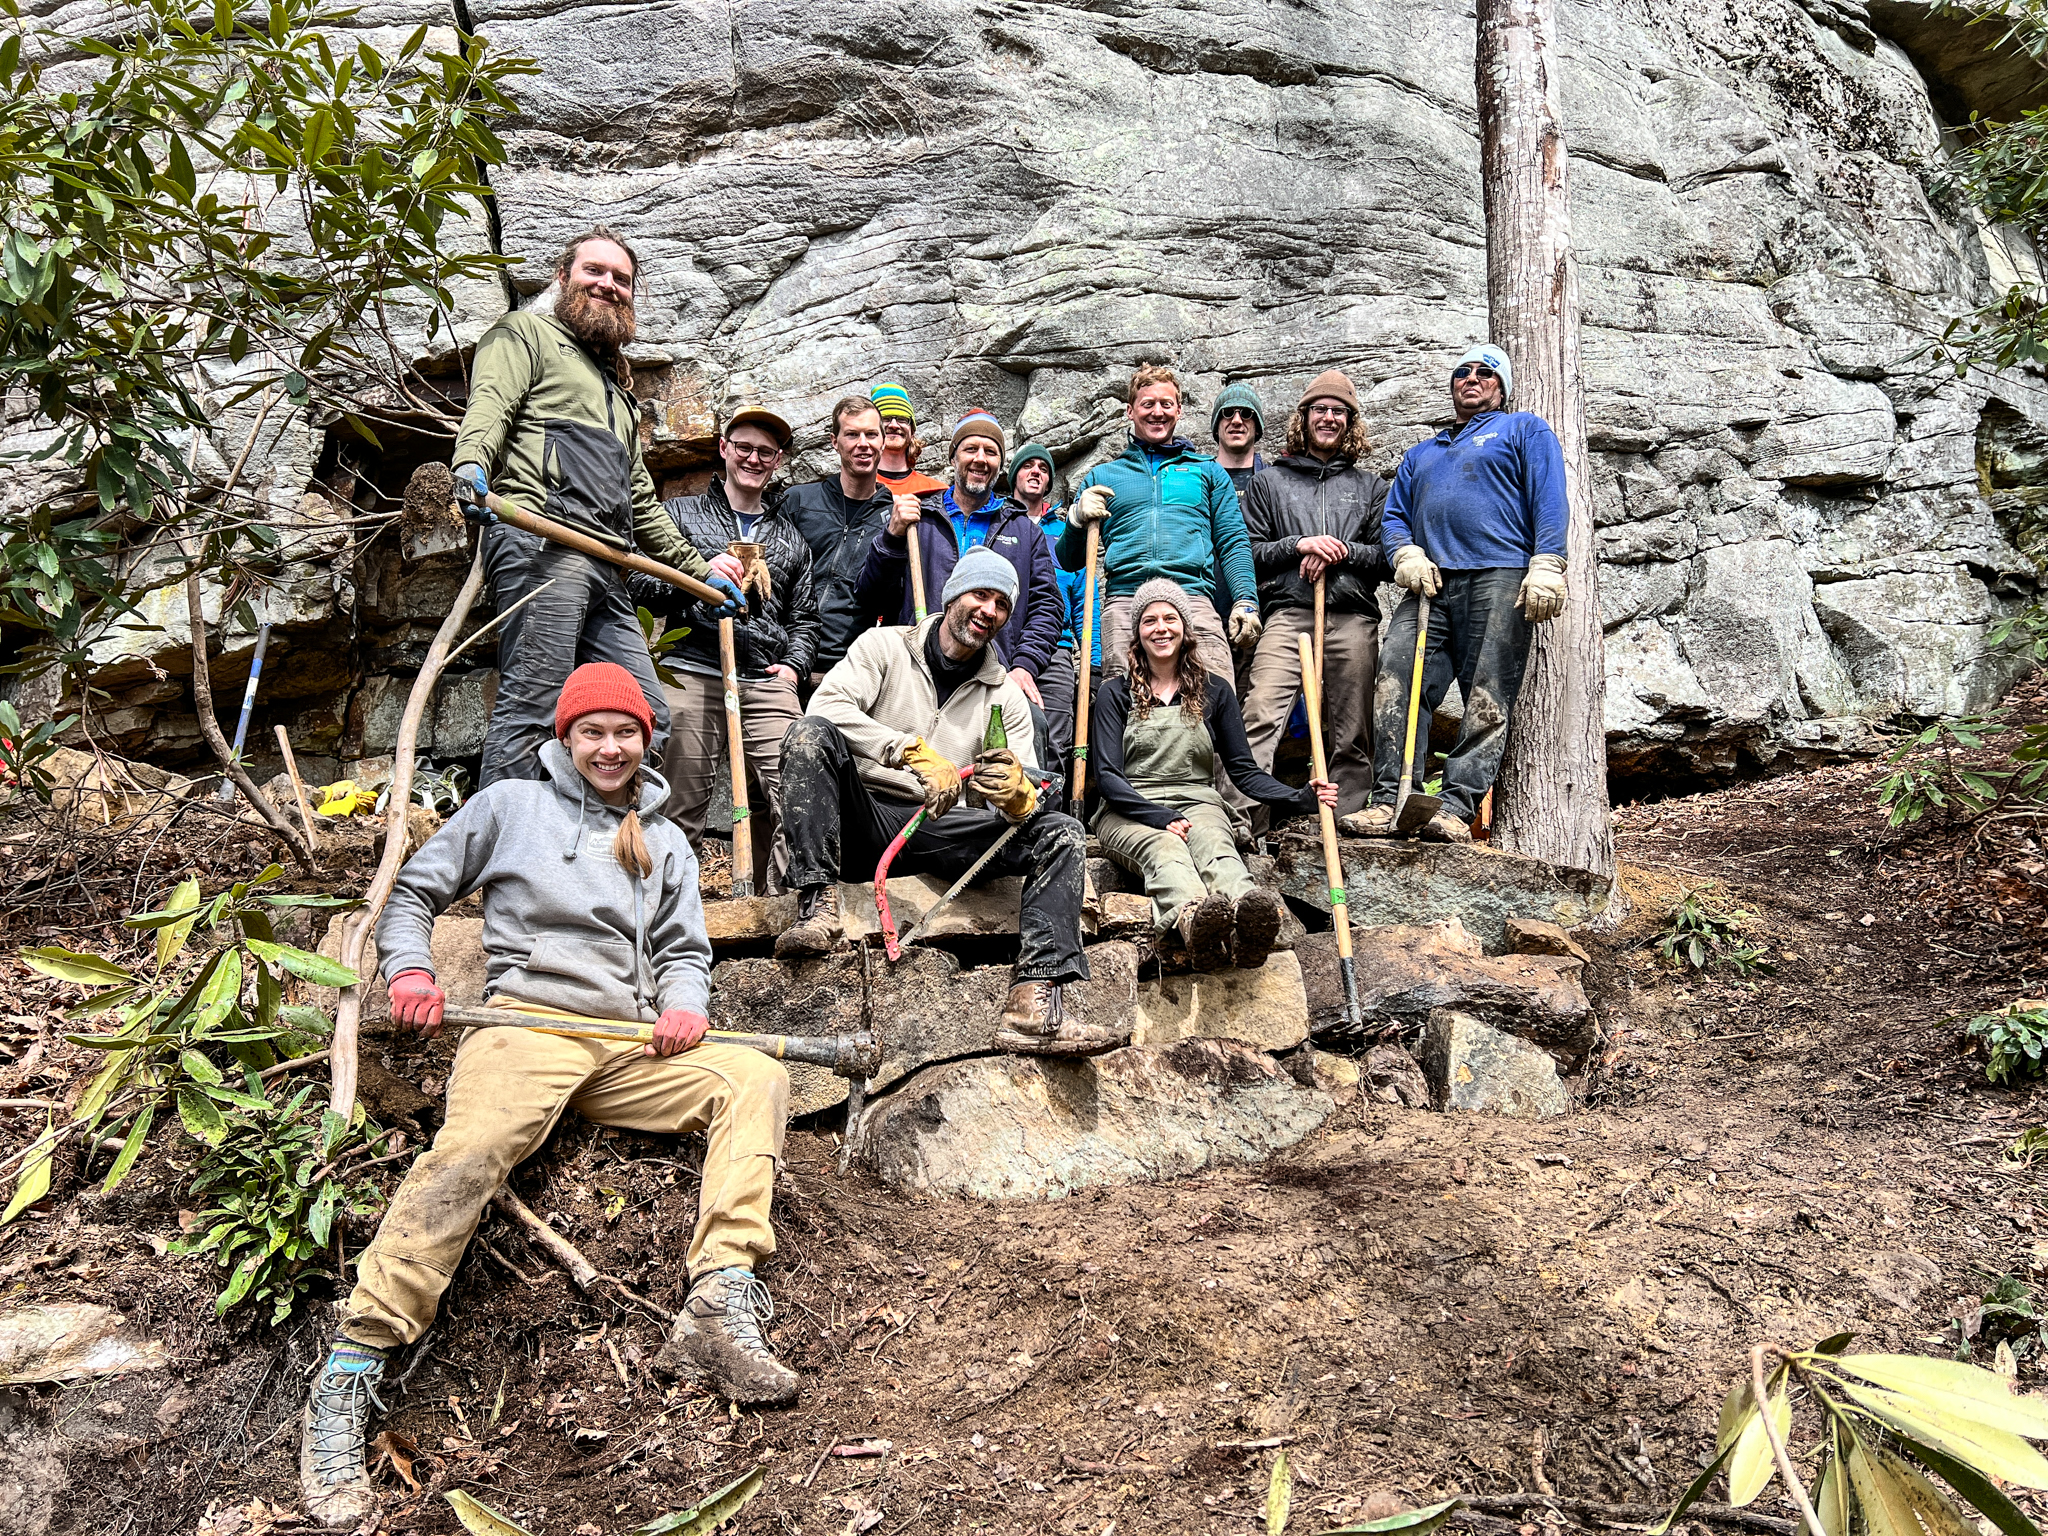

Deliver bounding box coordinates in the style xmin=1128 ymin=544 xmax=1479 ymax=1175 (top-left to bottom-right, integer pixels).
xmin=1380 ymin=410 xmax=1570 ymax=570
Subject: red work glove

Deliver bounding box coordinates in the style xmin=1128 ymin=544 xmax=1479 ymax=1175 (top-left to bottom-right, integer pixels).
xmin=388 ymin=969 xmax=445 ymax=1037
xmin=646 ymin=1008 xmax=709 ymax=1058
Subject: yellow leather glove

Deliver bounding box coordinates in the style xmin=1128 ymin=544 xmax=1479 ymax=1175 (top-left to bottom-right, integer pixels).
xmin=900 ymin=737 xmax=962 ymax=818
xmin=971 ymin=748 xmax=1037 ymax=821
xmin=1391 ymin=544 xmax=1442 ymax=597
xmin=1516 ymin=553 xmax=1568 ymax=622
xmin=1070 ymin=484 xmax=1115 ymax=527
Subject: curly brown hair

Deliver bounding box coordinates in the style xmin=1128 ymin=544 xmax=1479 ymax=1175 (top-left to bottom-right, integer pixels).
xmin=1286 ymin=402 xmax=1371 ymax=460
xmin=1125 ymin=611 xmax=1208 ymax=725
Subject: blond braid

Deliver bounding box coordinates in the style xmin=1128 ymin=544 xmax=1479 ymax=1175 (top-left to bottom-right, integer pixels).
xmin=612 ymin=768 xmax=654 ymax=879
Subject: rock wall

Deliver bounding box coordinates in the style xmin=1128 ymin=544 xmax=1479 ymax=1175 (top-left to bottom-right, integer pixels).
xmin=14 ymin=0 xmax=2048 ymax=792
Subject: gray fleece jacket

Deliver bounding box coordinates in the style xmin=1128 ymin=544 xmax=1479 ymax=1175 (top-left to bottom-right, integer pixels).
xmin=376 ymin=740 xmax=711 ymax=1023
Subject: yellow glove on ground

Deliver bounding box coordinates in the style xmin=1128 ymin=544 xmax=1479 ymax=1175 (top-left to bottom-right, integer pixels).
xmin=1071 ymin=485 xmax=1115 ymax=527
xmin=1517 ymin=553 xmax=1568 ymax=622
xmin=972 ymin=749 xmax=1037 ymax=821
xmin=1391 ymin=544 xmax=1442 ymax=597
xmin=1228 ymin=602 xmax=1263 ymax=649
xmin=900 ymin=737 xmax=962 ymax=818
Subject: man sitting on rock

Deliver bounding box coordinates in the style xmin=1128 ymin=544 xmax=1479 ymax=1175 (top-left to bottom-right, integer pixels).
xmin=1342 ymin=343 xmax=1569 ymax=843
xmin=774 ymin=548 xmax=1108 ymax=1055
xmin=300 ymin=665 xmax=797 ymax=1528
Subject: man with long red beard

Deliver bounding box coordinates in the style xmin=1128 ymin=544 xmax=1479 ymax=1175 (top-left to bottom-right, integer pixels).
xmin=454 ymin=226 xmax=747 ymax=786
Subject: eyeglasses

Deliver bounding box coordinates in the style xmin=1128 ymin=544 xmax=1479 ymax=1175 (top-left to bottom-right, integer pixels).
xmin=726 ymin=442 xmax=782 ymax=465
xmin=1451 ymin=365 xmax=1499 ymax=382
xmin=1306 ymin=403 xmax=1351 ymax=419
xmin=1217 ymin=408 xmax=1256 ymax=424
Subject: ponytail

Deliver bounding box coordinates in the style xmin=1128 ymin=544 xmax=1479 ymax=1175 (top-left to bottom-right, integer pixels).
xmin=613 ymin=769 xmax=654 ymax=879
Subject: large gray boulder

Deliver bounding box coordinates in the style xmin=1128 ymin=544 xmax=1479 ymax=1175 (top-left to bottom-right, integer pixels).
xmin=860 ymin=1040 xmax=1335 ymax=1200
xmin=1421 ymin=1008 xmax=1573 ymax=1119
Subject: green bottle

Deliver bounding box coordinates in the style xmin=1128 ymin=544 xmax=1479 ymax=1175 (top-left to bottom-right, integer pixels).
xmin=984 ymin=705 xmax=1007 ymax=753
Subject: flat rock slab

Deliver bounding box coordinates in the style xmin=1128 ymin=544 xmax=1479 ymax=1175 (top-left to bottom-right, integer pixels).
xmin=711 ymin=952 xmax=868 ymax=1115
xmin=862 ymin=1039 xmax=1334 ymax=1200
xmin=1273 ymin=832 xmax=1610 ymax=951
xmin=1422 ymin=1008 xmax=1572 ymax=1119
xmin=1295 ymin=921 xmax=1594 ymax=1062
xmin=1132 ymin=952 xmax=1308 ymax=1052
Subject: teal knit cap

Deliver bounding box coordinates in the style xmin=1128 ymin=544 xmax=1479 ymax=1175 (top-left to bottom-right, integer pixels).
xmin=1009 ymin=442 xmax=1054 ymax=483
xmin=1211 ymin=381 xmax=1265 ymax=440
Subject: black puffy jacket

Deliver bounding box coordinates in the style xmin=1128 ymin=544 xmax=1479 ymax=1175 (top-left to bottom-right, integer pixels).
xmin=1241 ymin=453 xmax=1390 ymax=619
xmin=781 ymin=474 xmax=895 ymax=672
xmin=629 ymin=480 xmax=819 ymax=680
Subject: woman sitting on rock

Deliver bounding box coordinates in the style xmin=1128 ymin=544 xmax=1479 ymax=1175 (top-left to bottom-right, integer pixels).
xmin=1090 ymin=579 xmax=1336 ymax=971
xmin=300 ymin=663 xmax=797 ymax=1529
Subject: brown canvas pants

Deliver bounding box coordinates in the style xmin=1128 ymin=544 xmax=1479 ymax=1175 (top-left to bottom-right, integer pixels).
xmin=341 ymin=1017 xmax=788 ymax=1350
xmin=1242 ymin=608 xmax=1378 ymax=818
xmin=662 ymin=670 xmax=803 ymax=894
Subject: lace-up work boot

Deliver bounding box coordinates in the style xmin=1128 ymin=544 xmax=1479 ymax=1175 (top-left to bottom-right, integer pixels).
xmin=1338 ymin=804 xmax=1397 ymax=838
xmin=654 ymin=1268 xmax=800 ymax=1405
xmin=993 ymin=980 xmax=1128 ymax=1056
xmin=1229 ymin=888 xmax=1285 ymax=972
xmin=1177 ymin=892 xmax=1235 ymax=972
xmin=299 ymin=1339 xmax=389 ymax=1526
xmin=1420 ymin=809 xmax=1472 ymax=844
xmin=774 ymin=884 xmax=843 ymax=959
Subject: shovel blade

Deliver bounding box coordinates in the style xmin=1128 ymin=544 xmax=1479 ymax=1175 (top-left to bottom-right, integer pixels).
xmin=1393 ymin=792 xmax=1441 ymax=834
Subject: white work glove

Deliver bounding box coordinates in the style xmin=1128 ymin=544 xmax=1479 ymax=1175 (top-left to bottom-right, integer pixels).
xmin=1228 ymin=602 xmax=1263 ymax=649
xmin=1070 ymin=485 xmax=1115 ymax=527
xmin=1517 ymin=552 xmax=1568 ymax=623
xmin=1391 ymin=544 xmax=1442 ymax=598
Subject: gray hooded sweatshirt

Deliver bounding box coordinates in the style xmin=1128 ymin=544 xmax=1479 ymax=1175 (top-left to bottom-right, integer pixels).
xmin=376 ymin=739 xmax=711 ymax=1023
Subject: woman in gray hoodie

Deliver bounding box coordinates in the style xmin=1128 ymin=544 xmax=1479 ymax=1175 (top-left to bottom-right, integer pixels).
xmin=299 ymin=663 xmax=796 ymax=1528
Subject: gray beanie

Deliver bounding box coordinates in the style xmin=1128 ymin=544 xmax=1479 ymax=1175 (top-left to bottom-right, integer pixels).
xmin=1129 ymin=578 xmax=1198 ymax=638
xmin=1453 ymin=343 xmax=1513 ymax=402
xmin=942 ymin=546 xmax=1019 ymax=608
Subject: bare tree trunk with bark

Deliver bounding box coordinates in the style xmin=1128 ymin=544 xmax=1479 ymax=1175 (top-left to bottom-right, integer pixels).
xmin=1476 ymin=0 xmax=1622 ymax=911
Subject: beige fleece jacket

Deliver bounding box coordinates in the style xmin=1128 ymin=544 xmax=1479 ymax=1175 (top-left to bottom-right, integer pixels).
xmin=807 ymin=617 xmax=1038 ymax=803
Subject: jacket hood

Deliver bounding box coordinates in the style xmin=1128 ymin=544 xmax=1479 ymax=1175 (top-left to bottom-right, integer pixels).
xmin=1118 ymin=435 xmax=1207 ymax=467
xmin=1274 ymin=450 xmax=1356 ymax=479
xmin=539 ymin=737 xmax=672 ymax=854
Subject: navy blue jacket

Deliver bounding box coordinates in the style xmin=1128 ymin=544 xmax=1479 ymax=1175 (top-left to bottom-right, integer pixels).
xmin=854 ymin=492 xmax=1065 ymax=679
xmin=1381 ymin=409 xmax=1569 ymax=570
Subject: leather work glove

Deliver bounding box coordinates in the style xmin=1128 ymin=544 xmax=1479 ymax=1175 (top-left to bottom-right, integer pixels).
xmin=1391 ymin=544 xmax=1442 ymax=598
xmin=1228 ymin=601 xmax=1263 ymax=649
xmin=1070 ymin=484 xmax=1115 ymax=527
xmin=900 ymin=736 xmax=963 ymax=818
xmin=452 ymin=463 xmax=495 ymax=525
xmin=972 ymin=748 xmax=1037 ymax=821
xmin=703 ymin=572 xmax=747 ymax=619
xmin=1517 ymin=553 xmax=1569 ymax=622
xmin=647 ymin=1008 xmax=709 ymax=1057
xmin=388 ymin=969 xmax=446 ymax=1037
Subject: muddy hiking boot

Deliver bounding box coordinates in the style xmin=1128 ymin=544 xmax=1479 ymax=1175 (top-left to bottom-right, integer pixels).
xmin=1338 ymin=804 xmax=1397 ymax=838
xmin=654 ymin=1267 xmax=800 ymax=1406
xmin=774 ymin=884 xmax=843 ymax=959
xmin=1177 ymin=892 xmax=1235 ymax=972
xmin=299 ymin=1339 xmax=389 ymax=1526
xmin=994 ymin=979 xmax=1127 ymax=1055
xmin=1229 ymin=888 xmax=1285 ymax=971
xmin=1420 ymin=810 xmax=1472 ymax=844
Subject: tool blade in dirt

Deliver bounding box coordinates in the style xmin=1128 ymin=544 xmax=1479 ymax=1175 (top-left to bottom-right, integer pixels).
xmin=1393 ymin=593 xmax=1439 ymax=836
xmin=874 ymin=808 xmax=927 ymax=961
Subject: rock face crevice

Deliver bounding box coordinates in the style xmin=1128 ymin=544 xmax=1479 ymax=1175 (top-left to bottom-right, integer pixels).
xmin=11 ymin=0 xmax=2048 ymax=791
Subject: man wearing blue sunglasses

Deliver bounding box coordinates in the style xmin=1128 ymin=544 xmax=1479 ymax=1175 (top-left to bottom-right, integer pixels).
xmin=1342 ymin=343 xmax=1570 ymax=842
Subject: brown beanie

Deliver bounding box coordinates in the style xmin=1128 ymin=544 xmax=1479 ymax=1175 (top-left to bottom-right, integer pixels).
xmin=1298 ymin=369 xmax=1360 ymax=414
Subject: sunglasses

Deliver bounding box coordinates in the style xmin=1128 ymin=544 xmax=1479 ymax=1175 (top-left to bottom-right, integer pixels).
xmin=1451 ymin=365 xmax=1500 ymax=382
xmin=727 ymin=442 xmax=782 ymax=465
xmin=1217 ymin=408 xmax=1257 ymax=424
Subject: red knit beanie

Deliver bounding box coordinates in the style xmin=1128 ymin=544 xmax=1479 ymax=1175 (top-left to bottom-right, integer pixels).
xmin=554 ymin=662 xmax=654 ymax=743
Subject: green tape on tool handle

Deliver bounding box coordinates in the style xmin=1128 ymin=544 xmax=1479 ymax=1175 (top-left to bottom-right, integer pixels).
xmin=1330 ymin=887 xmax=1346 ymax=907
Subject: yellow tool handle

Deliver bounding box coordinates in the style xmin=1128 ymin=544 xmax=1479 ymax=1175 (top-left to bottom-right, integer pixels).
xmin=1400 ymin=593 xmax=1432 ymax=795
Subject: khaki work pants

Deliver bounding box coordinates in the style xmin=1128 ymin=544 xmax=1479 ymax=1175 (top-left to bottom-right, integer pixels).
xmin=342 ymin=1019 xmax=788 ymax=1350
xmin=662 ymin=670 xmax=803 ymax=895
xmin=1095 ymin=800 xmax=1254 ymax=933
xmin=1099 ymin=595 xmax=1252 ymax=825
xmin=1241 ymin=608 xmax=1379 ymax=818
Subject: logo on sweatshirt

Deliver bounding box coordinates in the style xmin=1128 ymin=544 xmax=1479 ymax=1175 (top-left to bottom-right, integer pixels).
xmin=1473 ymin=432 xmax=1499 ymax=447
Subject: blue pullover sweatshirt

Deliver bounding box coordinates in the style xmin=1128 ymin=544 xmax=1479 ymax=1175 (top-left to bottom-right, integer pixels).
xmin=1054 ymin=437 xmax=1256 ymax=610
xmin=1380 ymin=409 xmax=1570 ymax=570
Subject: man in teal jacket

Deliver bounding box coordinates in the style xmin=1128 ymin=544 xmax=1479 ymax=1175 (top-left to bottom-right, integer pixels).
xmin=1055 ymin=364 xmax=1261 ymax=685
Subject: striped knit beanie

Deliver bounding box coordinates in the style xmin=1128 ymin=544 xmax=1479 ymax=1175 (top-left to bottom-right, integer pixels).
xmin=870 ymin=382 xmax=916 ymax=424
xmin=949 ymin=409 xmax=1005 ymax=458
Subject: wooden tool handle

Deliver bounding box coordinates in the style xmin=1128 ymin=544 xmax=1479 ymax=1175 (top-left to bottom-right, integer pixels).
xmin=485 ymin=494 xmax=727 ymax=607
xmin=436 ymin=1005 xmax=882 ymax=1076
xmin=1299 ymin=634 xmax=1353 ymax=963
xmin=907 ymin=521 xmax=928 ymax=622
xmin=719 ymin=616 xmax=754 ymax=900
xmin=1072 ymin=523 xmax=1101 ymax=806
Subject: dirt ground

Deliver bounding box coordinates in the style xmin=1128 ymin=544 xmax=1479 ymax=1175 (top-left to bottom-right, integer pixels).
xmin=3 ymin=695 xmax=2047 ymax=1536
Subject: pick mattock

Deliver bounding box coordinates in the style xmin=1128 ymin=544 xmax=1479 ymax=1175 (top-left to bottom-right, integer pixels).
xmin=1299 ymin=634 xmax=1360 ymax=1028
xmin=1393 ymin=593 xmax=1442 ymax=835
xmin=1071 ymin=522 xmax=1101 ymax=807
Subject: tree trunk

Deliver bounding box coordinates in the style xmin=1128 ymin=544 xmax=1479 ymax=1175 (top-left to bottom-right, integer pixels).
xmin=1476 ymin=0 xmax=1621 ymax=908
